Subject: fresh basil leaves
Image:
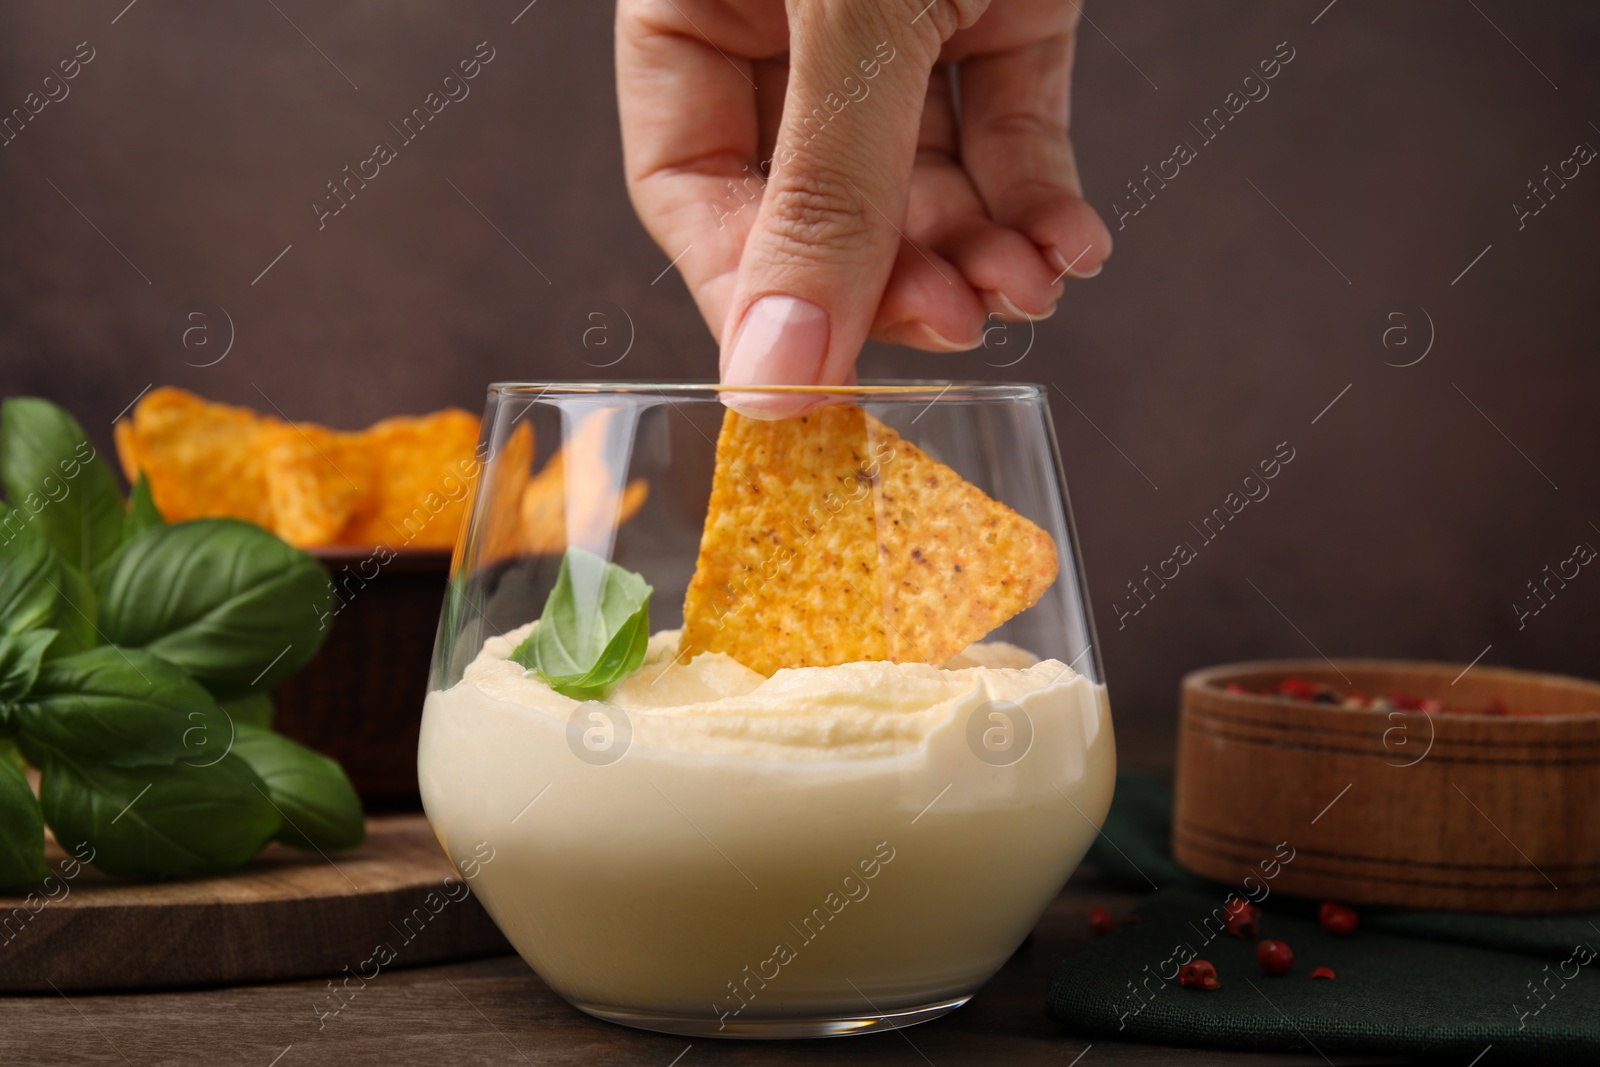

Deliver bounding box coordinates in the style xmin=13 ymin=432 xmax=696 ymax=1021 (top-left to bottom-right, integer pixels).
xmin=0 ymin=522 xmax=93 ymax=657
xmin=123 ymin=474 xmax=163 ymax=541
xmin=0 ymin=398 xmax=125 ymax=577
xmin=220 ymin=690 xmax=276 ymax=730
xmin=0 ymin=523 xmax=64 ymax=639
xmin=96 ymin=519 xmax=333 ymax=695
xmin=0 ymin=397 xmax=363 ymax=888
xmin=0 ymin=755 xmax=46 ymax=885
xmin=11 ymin=647 xmax=231 ymax=768
xmin=510 ymin=548 xmax=652 ymax=699
xmin=39 ymin=752 xmax=281 ymax=879
xmin=230 ymin=725 xmax=365 ymax=851
xmin=0 ymin=630 xmax=54 ymax=708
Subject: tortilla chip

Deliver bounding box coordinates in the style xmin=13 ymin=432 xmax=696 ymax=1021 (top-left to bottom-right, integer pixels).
xmin=117 ymin=388 xmax=493 ymax=551
xmin=679 ymin=406 xmax=1059 ymax=675
xmin=520 ymin=462 xmax=649 ymax=554
xmin=123 ymin=387 xmax=279 ymax=527
xmin=519 ymin=412 xmax=649 ymax=555
xmin=519 ymin=461 xmax=563 ymax=555
xmin=112 ymin=419 xmax=140 ymax=484
xmin=872 ymin=423 xmax=1060 ymax=664
xmin=340 ymin=409 xmax=481 ymax=549
xmin=261 ymin=424 xmax=371 ymax=547
xmin=475 ymin=421 xmax=535 ymax=564
xmin=679 ymin=406 xmax=887 ymax=673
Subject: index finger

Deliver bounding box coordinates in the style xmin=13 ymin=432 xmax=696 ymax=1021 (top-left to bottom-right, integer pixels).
xmin=616 ymin=0 xmax=771 ymax=335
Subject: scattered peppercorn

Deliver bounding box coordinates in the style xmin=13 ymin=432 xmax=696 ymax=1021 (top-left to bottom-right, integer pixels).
xmin=1088 ymin=906 xmax=1116 ymax=936
xmin=1257 ymin=939 xmax=1294 ymax=975
xmin=1279 ymin=677 xmax=1323 ymax=702
xmin=1318 ymin=901 xmax=1359 ymax=936
xmin=1222 ymin=897 xmax=1260 ymax=939
xmin=1310 ymin=967 xmax=1336 ymax=980
xmin=1179 ymin=960 xmax=1222 ymax=990
xmin=1229 ymin=675 xmax=1543 ymax=716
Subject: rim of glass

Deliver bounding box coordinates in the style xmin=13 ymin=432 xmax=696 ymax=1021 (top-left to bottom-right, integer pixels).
xmin=485 ymin=380 xmax=1045 ymax=399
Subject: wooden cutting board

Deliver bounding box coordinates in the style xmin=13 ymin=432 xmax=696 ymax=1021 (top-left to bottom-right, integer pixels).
xmin=0 ymin=815 xmax=511 ymax=992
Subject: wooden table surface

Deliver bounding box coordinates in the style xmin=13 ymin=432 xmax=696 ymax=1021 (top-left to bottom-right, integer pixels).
xmin=0 ymin=871 xmax=1405 ymax=1067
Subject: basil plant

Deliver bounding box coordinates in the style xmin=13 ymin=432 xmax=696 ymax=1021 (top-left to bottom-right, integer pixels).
xmin=0 ymin=398 xmax=363 ymax=887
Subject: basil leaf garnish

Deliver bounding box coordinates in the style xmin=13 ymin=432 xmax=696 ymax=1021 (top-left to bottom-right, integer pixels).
xmin=39 ymin=751 xmax=280 ymax=879
xmin=0 ymin=397 xmax=125 ymax=576
xmin=510 ymin=548 xmax=651 ymax=699
xmin=95 ymin=519 xmax=333 ymax=695
xmin=230 ymin=725 xmax=364 ymax=851
xmin=0 ymin=753 xmax=46 ymax=888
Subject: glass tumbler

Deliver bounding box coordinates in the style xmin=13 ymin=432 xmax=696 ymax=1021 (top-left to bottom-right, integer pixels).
xmin=419 ymin=383 xmax=1114 ymax=1039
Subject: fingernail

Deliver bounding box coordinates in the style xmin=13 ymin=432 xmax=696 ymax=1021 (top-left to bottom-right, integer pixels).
xmin=722 ymin=295 xmax=829 ymax=386
xmin=980 ymin=290 xmax=1056 ymax=322
xmin=1048 ymin=246 xmax=1103 ymax=279
xmin=909 ymin=322 xmax=982 ymax=351
xmin=721 ymin=295 xmax=831 ymax=419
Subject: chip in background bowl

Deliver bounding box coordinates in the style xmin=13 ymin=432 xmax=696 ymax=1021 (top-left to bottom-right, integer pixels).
xmin=518 ymin=411 xmax=650 ymax=557
xmin=261 ymin=423 xmax=374 ymax=548
xmin=340 ymin=409 xmax=481 ymax=549
xmin=117 ymin=387 xmax=279 ymax=528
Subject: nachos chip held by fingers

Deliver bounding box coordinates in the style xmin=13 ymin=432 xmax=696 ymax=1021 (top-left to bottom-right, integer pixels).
xmin=679 ymin=406 xmax=1059 ymax=675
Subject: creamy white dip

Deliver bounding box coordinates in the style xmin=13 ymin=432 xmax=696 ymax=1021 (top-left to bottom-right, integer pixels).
xmin=419 ymin=627 xmax=1115 ymax=1027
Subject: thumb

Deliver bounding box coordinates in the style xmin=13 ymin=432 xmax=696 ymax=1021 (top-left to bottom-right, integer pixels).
xmin=720 ymin=2 xmax=984 ymax=408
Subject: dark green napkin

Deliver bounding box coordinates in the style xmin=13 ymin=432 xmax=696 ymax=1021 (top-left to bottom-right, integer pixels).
xmin=1050 ymin=773 xmax=1600 ymax=1060
xmin=1085 ymin=772 xmax=1600 ymax=955
xmin=1047 ymin=885 xmax=1600 ymax=1061
xmin=1081 ymin=769 xmax=1189 ymax=891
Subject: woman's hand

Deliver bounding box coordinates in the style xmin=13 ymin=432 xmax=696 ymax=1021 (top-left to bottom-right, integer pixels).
xmin=617 ymin=0 xmax=1110 ymax=397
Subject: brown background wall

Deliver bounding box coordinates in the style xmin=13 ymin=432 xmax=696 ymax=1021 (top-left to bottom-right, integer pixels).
xmin=2 ymin=1 xmax=1597 ymax=765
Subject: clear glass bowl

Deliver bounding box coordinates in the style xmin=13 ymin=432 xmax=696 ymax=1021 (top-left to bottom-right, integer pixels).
xmin=419 ymin=382 xmax=1115 ymax=1039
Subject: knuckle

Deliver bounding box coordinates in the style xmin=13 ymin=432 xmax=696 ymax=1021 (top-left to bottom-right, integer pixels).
xmin=981 ymin=111 xmax=1069 ymax=146
xmin=897 ymin=0 xmax=991 ymax=47
xmin=625 ymin=0 xmax=701 ymax=33
xmin=761 ymin=171 xmax=872 ymax=259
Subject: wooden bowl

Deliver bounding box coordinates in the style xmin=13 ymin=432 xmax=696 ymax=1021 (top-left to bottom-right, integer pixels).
xmin=1173 ymin=659 xmax=1600 ymax=913
xmin=271 ymin=547 xmax=451 ymax=807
